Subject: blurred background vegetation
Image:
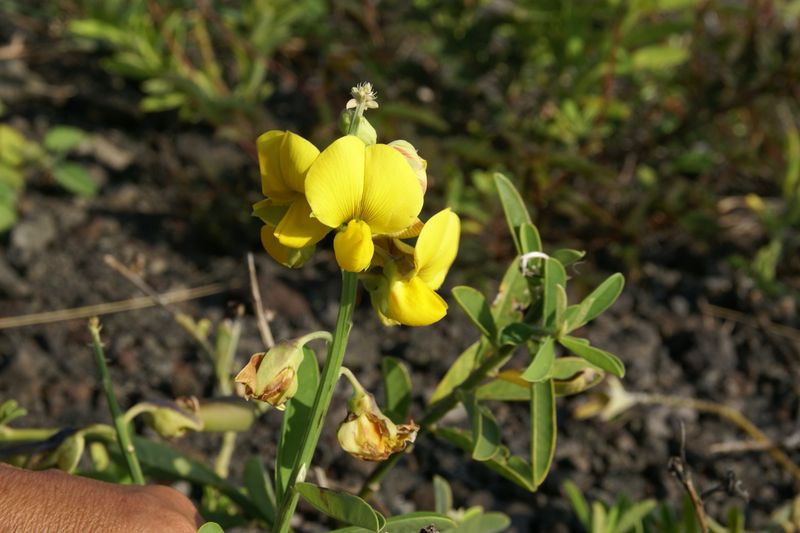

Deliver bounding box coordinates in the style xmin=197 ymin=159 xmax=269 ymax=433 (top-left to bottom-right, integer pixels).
xmin=2 ymin=0 xmax=799 ymax=299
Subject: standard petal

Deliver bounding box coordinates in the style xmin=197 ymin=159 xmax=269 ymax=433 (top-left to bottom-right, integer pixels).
xmin=333 ymin=219 xmax=374 ymax=272
xmin=305 ymin=136 xmax=365 ymax=228
xmin=279 ymin=132 xmax=320 ymax=193
xmin=415 ymin=209 xmax=461 ymax=290
xmin=361 ymin=144 xmax=424 ymax=234
xmin=386 ymin=276 xmax=448 ymax=326
xmin=257 ymin=131 xmax=294 ymax=202
xmin=274 ymin=197 xmax=332 ymax=248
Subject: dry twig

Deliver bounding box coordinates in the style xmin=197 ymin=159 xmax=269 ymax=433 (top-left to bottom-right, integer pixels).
xmin=247 ymin=253 xmax=275 ymax=349
xmin=0 ymin=283 xmax=227 ymax=330
xmin=668 ymin=422 xmax=709 ymax=533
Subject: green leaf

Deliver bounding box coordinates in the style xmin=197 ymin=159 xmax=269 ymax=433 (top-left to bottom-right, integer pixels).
xmin=0 ymin=162 xmax=24 ymax=189
xmin=0 ymin=202 xmax=16 ymax=233
xmin=550 ymin=356 xmax=602 ymax=380
xmin=723 ymin=506 xmax=745 ymax=533
xmin=0 ymin=400 xmax=27 ymax=426
xmin=614 ymin=500 xmax=657 ymax=533
xmin=433 ymin=475 xmax=453 ymax=515
xmin=543 ymin=258 xmax=567 ymax=329
xmin=478 ymin=360 xmax=604 ymax=401
xmin=431 ymin=341 xmax=480 ymax=403
xmin=43 ymin=126 xmax=87 ymax=153
xmin=552 ymin=249 xmax=585 ymax=267
xmin=243 ymin=457 xmax=276 ymax=525
xmin=551 ymin=357 xmax=605 ymax=397
xmin=329 ymin=512 xmax=457 ymax=533
xmin=567 ymin=273 xmax=625 ymax=331
xmin=494 ymin=172 xmax=532 ymax=254
xmin=141 ymin=93 xmax=186 ymax=112
xmin=52 ymin=163 xmax=98 ymax=197
xmin=453 ymin=286 xmax=497 ymax=342
xmin=607 ymin=503 xmax=621 ymax=533
xmin=453 ymin=512 xmax=511 ymax=533
xmin=381 ymin=356 xmax=412 ymax=424
xmin=0 ymin=125 xmax=33 ymax=166
xmin=491 ymin=258 xmax=531 ymax=330
xmin=522 ymin=337 xmax=555 ymax=382
xmin=434 ymin=427 xmax=535 ymax=492
xmin=592 ymin=501 xmax=608 ymax=533
xmin=476 ymin=371 xmax=531 ymax=402
xmin=296 ymin=482 xmax=384 ymax=531
xmin=498 ymin=322 xmax=536 ymax=347
xmin=464 ymin=397 xmax=502 ymax=462
xmin=632 ymin=44 xmax=689 ymax=71
xmin=0 ymin=182 xmax=16 ymax=205
xmin=555 ymin=284 xmax=567 ymax=332
xmin=519 ymin=222 xmax=542 ymax=254
xmin=563 ymin=481 xmax=590 ymax=528
xmin=276 ymin=346 xmax=319 ymax=500
xmin=559 ymin=336 xmax=625 ymax=378
xmin=378 ymin=102 xmax=449 ymax=132
xmin=197 ymin=523 xmax=225 ymax=533
xmin=530 ymin=380 xmax=556 ymax=488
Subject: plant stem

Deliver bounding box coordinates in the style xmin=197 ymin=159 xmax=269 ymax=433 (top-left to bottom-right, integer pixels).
xmin=88 ymin=317 xmax=145 ymax=485
xmin=273 ymin=270 xmax=358 ymax=533
xmin=0 ymin=426 xmax=58 ymax=442
xmin=359 ymin=343 xmax=515 ymax=499
xmin=213 ymin=310 xmax=243 ymax=479
xmin=214 ymin=431 xmax=237 ymax=478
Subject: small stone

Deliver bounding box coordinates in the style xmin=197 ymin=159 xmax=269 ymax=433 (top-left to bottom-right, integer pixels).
xmin=9 ymin=211 xmax=57 ymax=264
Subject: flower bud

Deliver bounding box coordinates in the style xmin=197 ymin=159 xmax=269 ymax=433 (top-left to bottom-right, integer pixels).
xmin=340 ymin=111 xmax=377 ymax=145
xmin=192 ymin=397 xmax=258 ymax=433
xmin=389 ymin=140 xmax=427 ymax=194
xmin=49 ymin=430 xmax=85 ymax=473
xmin=337 ymin=391 xmax=418 ymax=461
xmin=134 ymin=400 xmax=204 ymax=438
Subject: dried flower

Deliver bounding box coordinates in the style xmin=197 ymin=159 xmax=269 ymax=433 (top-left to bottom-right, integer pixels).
xmin=337 ymin=389 xmax=418 ymax=461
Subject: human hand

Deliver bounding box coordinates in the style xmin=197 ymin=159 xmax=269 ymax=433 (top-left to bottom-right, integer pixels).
xmin=0 ymin=462 xmax=201 ymax=532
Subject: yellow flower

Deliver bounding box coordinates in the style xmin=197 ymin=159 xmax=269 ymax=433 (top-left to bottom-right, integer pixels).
xmin=256 ymin=130 xmax=331 ymax=250
xmin=259 ymin=223 xmax=315 ymax=269
xmin=367 ymin=208 xmax=460 ymax=326
xmin=304 ymin=135 xmax=424 ymax=272
xmin=388 ymin=140 xmax=427 ymax=194
xmin=336 ymin=391 xmax=418 ymax=461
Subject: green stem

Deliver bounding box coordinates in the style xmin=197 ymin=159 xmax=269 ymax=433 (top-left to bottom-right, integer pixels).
xmin=214 ymin=431 xmax=237 ymax=478
xmin=88 ymin=318 xmax=145 ymax=485
xmin=0 ymin=426 xmax=58 ymax=442
xmin=273 ymin=270 xmax=358 ymax=533
xmin=213 ymin=315 xmax=242 ymax=480
xmin=359 ymin=343 xmax=515 ymax=499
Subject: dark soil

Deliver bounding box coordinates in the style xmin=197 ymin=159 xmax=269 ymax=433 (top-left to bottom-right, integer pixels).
xmin=1 ymin=16 xmax=799 ymax=533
